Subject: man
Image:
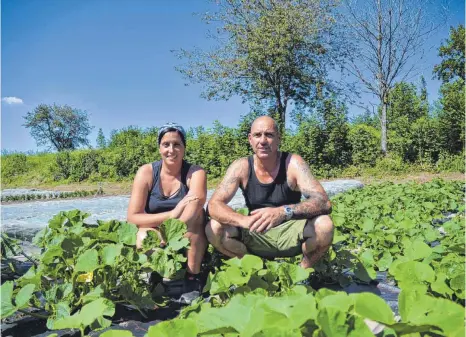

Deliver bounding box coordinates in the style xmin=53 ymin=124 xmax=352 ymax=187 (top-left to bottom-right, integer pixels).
xmin=206 ymin=116 xmax=334 ymax=268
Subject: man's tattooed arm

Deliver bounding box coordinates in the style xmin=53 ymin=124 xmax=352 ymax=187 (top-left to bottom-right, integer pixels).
xmin=207 ymin=158 xmax=249 ymax=227
xmin=287 ymin=155 xmax=331 ymax=219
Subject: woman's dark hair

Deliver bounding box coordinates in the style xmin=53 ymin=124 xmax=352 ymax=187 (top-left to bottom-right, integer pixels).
xmin=157 ymin=123 xmax=186 ymax=147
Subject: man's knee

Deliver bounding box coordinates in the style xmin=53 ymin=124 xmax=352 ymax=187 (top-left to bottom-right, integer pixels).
xmin=316 ymin=215 xmax=334 ymax=236
xmin=304 ymin=215 xmax=334 ymax=245
xmin=205 ymin=219 xmax=224 ymax=244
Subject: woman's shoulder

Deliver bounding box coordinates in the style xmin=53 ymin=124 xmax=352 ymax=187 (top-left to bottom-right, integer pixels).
xmin=137 ymin=162 xmax=157 ymax=177
xmin=185 ymin=162 xmax=206 ymax=178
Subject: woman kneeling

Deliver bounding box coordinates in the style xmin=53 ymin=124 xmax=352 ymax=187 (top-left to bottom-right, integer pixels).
xmin=127 ymin=122 xmax=207 ymax=295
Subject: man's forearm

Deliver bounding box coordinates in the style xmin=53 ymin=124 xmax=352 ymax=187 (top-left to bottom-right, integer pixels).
xmin=289 ymin=192 xmax=332 ymax=219
xmin=208 ymin=201 xmax=246 ymax=228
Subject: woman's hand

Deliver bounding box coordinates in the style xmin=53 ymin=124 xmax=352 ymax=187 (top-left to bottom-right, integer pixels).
xmin=169 ymin=194 xmax=199 ymax=219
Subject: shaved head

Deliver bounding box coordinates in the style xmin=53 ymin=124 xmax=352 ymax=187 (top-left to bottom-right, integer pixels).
xmin=250 ymin=116 xmax=279 ymax=134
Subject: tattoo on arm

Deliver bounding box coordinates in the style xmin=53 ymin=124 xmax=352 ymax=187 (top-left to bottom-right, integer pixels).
xmin=290 ymin=192 xmax=331 ymax=219
xmin=289 ymin=157 xmax=331 ymax=219
xmin=211 ymin=158 xmax=245 ymax=203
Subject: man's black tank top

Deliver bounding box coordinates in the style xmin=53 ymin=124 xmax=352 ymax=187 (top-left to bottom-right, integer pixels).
xmin=240 ymin=152 xmax=301 ymax=211
xmin=145 ymin=160 xmax=191 ymax=214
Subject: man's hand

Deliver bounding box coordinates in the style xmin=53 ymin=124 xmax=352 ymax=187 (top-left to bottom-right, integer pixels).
xmin=239 ymin=212 xmax=262 ymax=230
xmin=249 ymin=207 xmax=285 ymax=233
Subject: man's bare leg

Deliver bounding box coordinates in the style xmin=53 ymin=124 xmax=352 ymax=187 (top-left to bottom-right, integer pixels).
xmin=300 ymin=215 xmax=334 ymax=269
xmin=184 ymin=209 xmax=207 ymax=274
xmin=205 ymin=219 xmax=247 ymax=258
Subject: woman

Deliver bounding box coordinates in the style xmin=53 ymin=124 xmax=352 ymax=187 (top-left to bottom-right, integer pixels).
xmin=127 ymin=122 xmax=207 ymax=295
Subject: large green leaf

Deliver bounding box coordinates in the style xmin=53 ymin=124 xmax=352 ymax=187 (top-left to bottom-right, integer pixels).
xmin=1 ymin=281 xmax=16 ymax=318
xmin=377 ymin=251 xmax=393 ymax=271
xmin=347 ymin=316 xmax=376 ymax=337
xmin=52 ymin=298 xmax=115 ymax=330
xmin=48 ymin=213 xmax=68 ymax=229
xmin=101 ymin=243 xmax=123 ymax=266
xmin=404 ymin=240 xmax=432 ymax=261
xmin=240 ymin=255 xmax=264 ymax=273
xmin=15 ymin=284 xmax=35 ymax=308
xmin=351 ymin=293 xmax=395 ymax=325
xmin=41 ymin=245 xmax=64 ymax=265
xmin=430 ymin=273 xmax=454 ymax=297
xmin=74 ymin=248 xmax=99 ymax=272
xmin=160 ymin=219 xmax=187 ymax=242
xmin=82 ymin=285 xmax=105 ymax=304
xmin=277 ymin=262 xmax=310 ymax=287
xmin=319 ymin=292 xmax=352 ymax=312
xmin=316 ymin=307 xmax=348 ymax=337
xmin=392 ymin=261 xmax=435 ymax=286
xmin=117 ymin=222 xmax=138 ymax=245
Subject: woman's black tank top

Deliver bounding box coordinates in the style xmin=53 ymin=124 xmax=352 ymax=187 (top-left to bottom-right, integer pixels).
xmin=240 ymin=152 xmax=301 ymax=211
xmin=145 ymin=160 xmax=191 ymax=214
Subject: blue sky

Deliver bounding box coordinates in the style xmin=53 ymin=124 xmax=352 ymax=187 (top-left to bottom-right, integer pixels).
xmin=1 ymin=0 xmax=464 ymax=152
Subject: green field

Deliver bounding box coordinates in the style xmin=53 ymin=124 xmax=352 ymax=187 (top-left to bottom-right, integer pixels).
xmin=1 ymin=179 xmax=464 ymax=336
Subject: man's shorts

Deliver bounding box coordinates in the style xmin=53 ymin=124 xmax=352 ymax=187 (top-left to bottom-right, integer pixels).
xmin=240 ymin=219 xmax=308 ymax=259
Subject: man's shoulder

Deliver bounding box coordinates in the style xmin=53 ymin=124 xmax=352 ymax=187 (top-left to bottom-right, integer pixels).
xmin=228 ymin=157 xmax=249 ymax=170
xmin=223 ymin=157 xmax=249 ymax=182
xmin=284 ymin=153 xmax=304 ymax=167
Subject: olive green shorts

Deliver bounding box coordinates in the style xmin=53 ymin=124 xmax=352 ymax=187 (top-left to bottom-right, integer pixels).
xmin=240 ymin=219 xmax=307 ymax=259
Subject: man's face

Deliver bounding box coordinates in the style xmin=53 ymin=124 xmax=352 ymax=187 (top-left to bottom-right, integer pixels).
xmin=248 ymin=120 xmax=280 ymax=159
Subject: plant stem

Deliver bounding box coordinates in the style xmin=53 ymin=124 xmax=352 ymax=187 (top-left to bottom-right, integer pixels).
xmin=1 ymin=233 xmax=38 ymax=267
xmin=18 ymin=309 xmax=49 ymax=320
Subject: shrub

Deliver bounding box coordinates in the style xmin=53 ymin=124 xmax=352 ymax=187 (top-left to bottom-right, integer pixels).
xmin=1 ymin=153 xmax=28 ymax=182
xmin=348 ymin=124 xmax=381 ymax=166
xmin=436 ymin=152 xmax=465 ymax=173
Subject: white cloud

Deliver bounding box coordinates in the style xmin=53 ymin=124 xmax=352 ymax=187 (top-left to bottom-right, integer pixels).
xmin=2 ymin=96 xmax=24 ymax=105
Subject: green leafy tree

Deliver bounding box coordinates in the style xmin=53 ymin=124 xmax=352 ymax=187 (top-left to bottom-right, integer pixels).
xmin=23 ymin=104 xmax=93 ymax=151
xmin=174 ymin=0 xmax=347 ymax=132
xmin=433 ymin=25 xmax=465 ymax=83
xmin=436 ymin=79 xmax=465 ymax=153
xmin=348 ymin=124 xmax=380 ymax=166
xmin=96 ymin=128 xmax=107 ymax=149
xmin=433 ymin=24 xmax=465 ymax=154
xmin=318 ymin=98 xmax=352 ymax=168
xmin=386 ymin=82 xmax=431 ymax=161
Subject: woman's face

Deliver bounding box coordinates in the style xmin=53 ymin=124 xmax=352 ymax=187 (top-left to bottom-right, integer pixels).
xmin=159 ymin=131 xmax=185 ymax=164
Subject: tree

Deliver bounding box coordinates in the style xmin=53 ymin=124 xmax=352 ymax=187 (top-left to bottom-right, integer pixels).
xmin=96 ymin=128 xmax=107 ymax=149
xmin=433 ymin=24 xmax=465 ymax=154
xmin=386 ymin=81 xmax=430 ymax=161
xmin=23 ymin=104 xmax=93 ymax=151
xmin=433 ymin=25 xmax=465 ymax=83
xmin=174 ymin=0 xmax=348 ymax=132
xmin=436 ymin=80 xmax=464 ymax=153
xmin=343 ymin=0 xmax=445 ymax=154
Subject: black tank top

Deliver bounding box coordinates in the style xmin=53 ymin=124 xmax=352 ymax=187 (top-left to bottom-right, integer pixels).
xmin=145 ymin=160 xmax=191 ymax=214
xmin=240 ymin=152 xmax=301 ymax=211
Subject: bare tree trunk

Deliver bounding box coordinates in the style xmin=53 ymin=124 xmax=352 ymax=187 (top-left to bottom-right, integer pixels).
xmin=380 ymin=101 xmax=387 ymax=154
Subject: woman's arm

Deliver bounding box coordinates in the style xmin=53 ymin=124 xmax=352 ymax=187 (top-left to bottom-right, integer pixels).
xmin=179 ymin=165 xmax=207 ymax=224
xmin=127 ymin=164 xmax=173 ymax=228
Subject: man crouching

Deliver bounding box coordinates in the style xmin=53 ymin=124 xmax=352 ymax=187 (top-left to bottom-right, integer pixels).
xmin=206 ymin=116 xmax=334 ymax=268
